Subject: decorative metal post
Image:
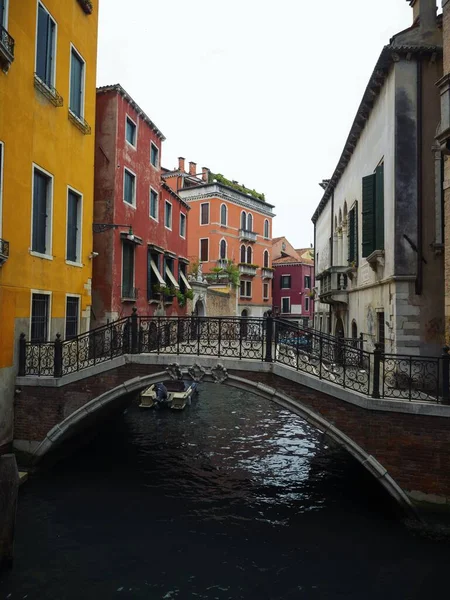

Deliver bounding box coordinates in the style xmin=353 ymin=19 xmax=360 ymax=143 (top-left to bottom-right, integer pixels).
xmin=131 ymin=307 xmax=138 ymax=354
xmin=54 ymin=334 xmax=63 ymax=378
xmin=265 ymin=311 xmax=273 ymax=362
xmin=441 ymin=346 xmax=450 ymax=405
xmin=372 ymin=342 xmax=383 ymax=399
xmin=18 ymin=334 xmax=26 ymax=377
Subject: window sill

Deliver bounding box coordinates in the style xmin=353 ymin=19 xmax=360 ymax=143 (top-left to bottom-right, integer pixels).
xmin=125 ymin=140 xmax=137 ymax=150
xmin=150 ymin=215 xmax=159 ymax=223
xmin=123 ymin=200 xmax=136 ymax=209
xmin=165 ymin=226 xmax=172 ymax=231
xmin=68 ymin=110 xmax=91 ymax=135
xmin=66 ymin=260 xmax=83 ymax=268
xmin=121 ymin=297 xmax=136 ymax=303
xmin=148 ymin=299 xmax=160 ymax=305
xmin=30 ymin=250 xmax=53 ymax=261
xmin=366 ymin=249 xmax=385 ymax=273
xmin=34 ymin=74 xmax=63 ymax=107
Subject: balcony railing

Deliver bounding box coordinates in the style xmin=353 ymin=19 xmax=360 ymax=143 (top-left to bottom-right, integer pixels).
xmin=34 ymin=74 xmax=64 ymax=107
xmin=239 ymin=229 xmax=257 ymax=242
xmin=0 ymin=238 xmax=10 ymax=265
xmin=121 ymin=286 xmax=138 ymax=301
xmin=0 ymin=25 xmax=14 ymax=71
xmin=318 ymin=266 xmax=348 ymax=305
xmin=261 ymin=268 xmax=274 ymax=279
xmin=68 ymin=110 xmax=92 ymax=135
xmin=216 ymin=258 xmax=228 ymax=269
xmin=239 ymin=263 xmax=257 ymax=277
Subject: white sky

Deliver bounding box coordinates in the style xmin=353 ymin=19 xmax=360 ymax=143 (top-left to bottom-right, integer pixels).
xmin=97 ymin=0 xmax=442 ymax=248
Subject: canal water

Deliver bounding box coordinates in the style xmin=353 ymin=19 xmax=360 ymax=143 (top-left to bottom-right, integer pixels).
xmin=2 ymin=383 xmax=450 ymax=599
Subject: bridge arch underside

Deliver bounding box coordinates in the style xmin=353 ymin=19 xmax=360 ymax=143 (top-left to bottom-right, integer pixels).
xmin=16 ymin=359 xmax=449 ymax=517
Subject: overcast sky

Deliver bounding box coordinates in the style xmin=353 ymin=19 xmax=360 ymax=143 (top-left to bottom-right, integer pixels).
xmin=97 ymin=0 xmax=442 ymax=248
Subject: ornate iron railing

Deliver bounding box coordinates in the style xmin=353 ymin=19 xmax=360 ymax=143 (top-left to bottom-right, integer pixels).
xmin=34 ymin=74 xmax=64 ymax=107
xmin=68 ymin=110 xmax=92 ymax=135
xmin=17 ymin=311 xmax=450 ymax=405
xmin=0 ymin=24 xmax=14 ymax=69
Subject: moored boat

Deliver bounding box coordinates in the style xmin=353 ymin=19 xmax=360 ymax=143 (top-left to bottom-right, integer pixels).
xmin=139 ymin=380 xmax=198 ymax=410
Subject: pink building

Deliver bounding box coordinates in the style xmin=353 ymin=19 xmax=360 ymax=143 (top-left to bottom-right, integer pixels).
xmin=92 ymin=85 xmax=191 ymax=325
xmin=272 ymin=237 xmax=314 ymax=327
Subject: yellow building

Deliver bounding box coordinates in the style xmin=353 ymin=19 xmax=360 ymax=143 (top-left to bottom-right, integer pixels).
xmin=0 ymin=0 xmax=99 ymax=450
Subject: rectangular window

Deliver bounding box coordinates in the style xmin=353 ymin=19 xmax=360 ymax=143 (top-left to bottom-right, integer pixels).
xmin=1 ymin=0 xmax=7 ymax=28
xmin=362 ymin=164 xmax=384 ymax=257
xmin=348 ymin=203 xmax=358 ymax=265
xmin=180 ymin=213 xmax=186 ymax=238
xmin=32 ymin=167 xmax=52 ymax=256
xmin=36 ymin=2 xmax=56 ymax=87
xmin=65 ymin=296 xmax=79 ymax=339
xmin=31 ymin=292 xmax=50 ymax=342
xmin=150 ymin=142 xmax=159 ymax=167
xmin=164 ymin=256 xmax=179 ymax=290
xmin=305 ymin=296 xmax=310 ymax=312
xmin=124 ymin=169 xmax=136 ymax=206
xmin=147 ymin=250 xmax=165 ymax=300
xmin=200 ymin=238 xmax=209 ymax=262
xmin=200 ymin=202 xmax=209 ymax=225
xmin=126 ymin=116 xmax=136 ymax=146
xmin=246 ymin=281 xmax=252 ymax=298
xmin=69 ymin=46 xmax=85 ymax=118
xmin=66 ymin=188 xmax=82 ymax=263
xmin=304 ymin=275 xmax=311 ymax=289
xmin=149 ymin=188 xmax=158 ymax=220
xmin=280 ymin=275 xmax=291 ymax=289
xmin=122 ymin=242 xmax=135 ymax=298
xmin=165 ymin=201 xmax=172 ymax=229
xmin=263 ymin=282 xmax=269 ymax=300
xmin=281 ymin=297 xmax=291 ymax=314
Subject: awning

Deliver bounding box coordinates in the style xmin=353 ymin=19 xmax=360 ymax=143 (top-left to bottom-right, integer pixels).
xmin=179 ymin=270 xmax=192 ymax=291
xmin=165 ymin=264 xmax=180 ymax=289
xmin=150 ymin=258 xmax=166 ymax=286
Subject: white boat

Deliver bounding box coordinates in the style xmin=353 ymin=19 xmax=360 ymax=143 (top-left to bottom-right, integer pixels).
xmin=139 ymin=380 xmax=198 ymax=411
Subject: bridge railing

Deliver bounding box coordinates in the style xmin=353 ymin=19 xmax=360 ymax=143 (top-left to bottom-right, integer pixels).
xmin=17 ymin=310 xmax=450 ymax=405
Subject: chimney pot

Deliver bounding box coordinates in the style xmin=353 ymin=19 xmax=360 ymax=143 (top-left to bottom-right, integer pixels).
xmin=189 ymin=161 xmax=197 ymax=176
xmin=178 ymin=157 xmax=185 ymax=172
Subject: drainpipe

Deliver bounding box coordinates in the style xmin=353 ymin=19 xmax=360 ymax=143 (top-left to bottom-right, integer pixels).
xmin=416 ymin=59 xmax=423 ymax=295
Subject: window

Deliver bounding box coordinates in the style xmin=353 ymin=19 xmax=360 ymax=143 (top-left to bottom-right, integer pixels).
xmin=0 ymin=0 xmax=7 ymax=28
xmin=31 ymin=292 xmax=50 ymax=342
xmin=164 ymin=256 xmax=179 ymax=291
xmin=150 ymin=142 xmax=159 ymax=167
xmin=240 ymin=211 xmax=247 ymax=230
xmin=246 ymin=246 xmax=252 ymax=264
xmin=362 ymin=164 xmax=384 ymax=257
xmin=124 ymin=169 xmax=136 ymax=206
xmin=149 ymin=188 xmax=158 ymax=220
xmin=200 ymin=238 xmax=209 ymax=262
xmin=263 ymin=282 xmax=269 ymax=300
xmin=304 ymin=275 xmax=311 ymax=289
xmin=263 ymin=250 xmax=269 ymax=269
xmin=220 ymin=239 xmax=227 ymax=260
xmin=247 ymin=213 xmax=253 ymax=232
xmin=36 ymin=2 xmax=56 ymax=87
xmin=32 ymin=166 xmax=53 ymax=256
xmin=220 ymin=204 xmax=227 ymax=226
xmin=240 ymin=280 xmax=252 ymax=298
xmin=126 ymin=116 xmax=136 ymax=146
xmin=147 ymin=250 xmax=165 ymax=300
xmin=165 ymin=201 xmax=172 ymax=229
xmin=240 ymin=244 xmax=246 ymax=263
xmin=264 ymin=219 xmax=269 ymax=239
xmin=280 ymin=274 xmax=291 ymax=289
xmin=69 ymin=46 xmax=85 ymax=118
xmin=65 ymin=296 xmax=79 ymax=339
xmin=200 ymin=202 xmax=209 ymax=225
xmin=122 ymin=242 xmax=135 ymax=298
xmin=305 ymin=296 xmax=310 ymax=312
xmin=180 ymin=213 xmax=186 ymax=238
xmin=179 ymin=262 xmax=192 ymax=294
xmin=348 ymin=202 xmax=358 ymax=265
xmin=66 ymin=188 xmax=82 ymax=263
xmin=281 ymin=297 xmax=291 ymax=314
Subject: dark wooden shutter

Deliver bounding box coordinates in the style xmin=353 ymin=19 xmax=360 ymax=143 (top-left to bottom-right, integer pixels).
xmin=67 ymin=191 xmax=78 ymax=261
xmin=375 ymin=164 xmax=384 ymax=250
xmin=200 ymin=239 xmax=208 ymax=262
xmin=362 ymin=174 xmax=376 ymax=257
xmin=348 ymin=205 xmax=358 ymax=264
xmin=36 ymin=5 xmax=49 ymax=82
xmin=70 ymin=51 xmax=83 ymax=117
xmin=33 ymin=171 xmax=48 ymax=254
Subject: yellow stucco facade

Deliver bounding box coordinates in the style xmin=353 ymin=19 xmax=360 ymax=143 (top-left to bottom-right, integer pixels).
xmin=0 ymin=0 xmax=99 ymax=447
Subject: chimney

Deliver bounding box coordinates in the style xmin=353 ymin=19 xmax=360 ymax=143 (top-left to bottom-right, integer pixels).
xmin=202 ymin=167 xmax=210 ymax=183
xmin=189 ymin=161 xmax=197 ymax=176
xmin=178 ymin=157 xmax=185 ymax=172
xmin=409 ymin=0 xmax=437 ymax=33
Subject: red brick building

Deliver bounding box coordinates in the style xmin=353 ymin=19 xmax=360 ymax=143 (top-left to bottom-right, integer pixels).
xmin=272 ymin=237 xmax=314 ymax=327
xmin=92 ymin=85 xmax=190 ymax=325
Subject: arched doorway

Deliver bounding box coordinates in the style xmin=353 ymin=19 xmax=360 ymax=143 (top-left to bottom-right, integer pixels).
xmin=335 ymin=317 xmax=344 ymax=338
xmin=195 ymin=299 xmax=205 ymax=317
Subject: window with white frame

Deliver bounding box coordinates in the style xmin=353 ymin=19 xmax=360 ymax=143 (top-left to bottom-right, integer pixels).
xmin=220 ymin=204 xmax=227 ymax=226
xmin=264 ymin=219 xmax=270 ymax=239
xmin=32 ymin=166 xmax=53 ymax=256
xmin=304 ymin=275 xmax=311 ymax=289
xmin=147 ymin=249 xmax=165 ymax=300
xmin=263 ymin=282 xmax=269 ymax=300
xmin=220 ymin=239 xmax=227 ymax=260
xmin=36 ymin=2 xmax=56 ymax=87
xmin=180 ymin=213 xmax=186 ymax=238
xmin=263 ymin=250 xmax=269 ymax=268
xmin=150 ymin=142 xmax=159 ymax=167
xmin=281 ymin=297 xmax=291 ymax=314
xmin=31 ymin=292 xmax=50 ymax=342
xmin=0 ymin=0 xmax=8 ymax=28
xmin=246 ymin=246 xmax=252 ymax=264
xmin=240 ymin=244 xmax=246 ymax=263
xmin=280 ymin=274 xmax=291 ymax=289
xmin=65 ymin=295 xmax=79 ymax=339
xmin=165 ymin=201 xmax=172 ymax=229
xmin=240 ymin=280 xmax=252 ymax=298
xmin=66 ymin=188 xmax=82 ymax=263
xmin=124 ymin=168 xmax=136 ymax=206
xmin=126 ymin=116 xmax=137 ymax=146
xmin=240 ymin=211 xmax=247 ymax=230
xmin=200 ymin=238 xmax=209 ymax=262
xmin=69 ymin=46 xmax=85 ymax=118
xmin=305 ymin=296 xmax=310 ymax=312
xmin=247 ymin=213 xmax=253 ymax=232
xmin=149 ymin=188 xmax=158 ymax=220
xmin=200 ymin=202 xmax=209 ymax=225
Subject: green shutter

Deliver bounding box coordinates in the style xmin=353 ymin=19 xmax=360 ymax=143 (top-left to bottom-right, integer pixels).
xmin=348 ymin=208 xmax=355 ymax=263
xmin=375 ymin=164 xmax=384 ymax=250
xmin=362 ymin=174 xmax=376 ymax=257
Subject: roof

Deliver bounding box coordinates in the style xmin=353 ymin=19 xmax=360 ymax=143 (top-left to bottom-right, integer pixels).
xmin=97 ymin=84 xmax=166 ymax=141
xmin=272 ymin=236 xmax=284 ymax=244
xmin=161 ymin=181 xmax=190 ymax=210
xmin=311 ymin=43 xmax=442 ymax=224
xmin=273 ymin=248 xmax=314 ymax=266
xmin=178 ymin=181 xmax=276 ymax=209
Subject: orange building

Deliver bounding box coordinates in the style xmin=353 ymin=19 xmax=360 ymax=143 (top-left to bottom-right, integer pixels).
xmin=163 ymin=159 xmax=275 ymax=317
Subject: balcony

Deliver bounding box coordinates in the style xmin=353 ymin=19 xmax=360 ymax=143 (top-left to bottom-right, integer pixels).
xmin=121 ymin=286 xmax=138 ymax=301
xmin=317 ymin=266 xmax=348 ymax=305
xmin=239 ymin=263 xmax=257 ymax=277
xmin=34 ymin=74 xmax=63 ymax=107
xmin=0 ymin=25 xmax=14 ymax=72
xmin=0 ymin=238 xmax=10 ymax=265
xmin=216 ymin=258 xmax=228 ymax=269
xmin=261 ymin=267 xmax=274 ymax=279
xmin=239 ymin=229 xmax=257 ymax=242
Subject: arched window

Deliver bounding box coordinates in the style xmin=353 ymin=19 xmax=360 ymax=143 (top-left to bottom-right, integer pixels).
xmin=247 ymin=213 xmax=253 ymax=232
xmin=246 ymin=246 xmax=252 ymax=264
xmin=264 ymin=219 xmax=269 ymax=239
xmin=241 ymin=211 xmax=247 ymax=231
xmin=240 ymin=244 xmax=246 ymax=263
xmin=263 ymin=250 xmax=269 ymax=268
xmin=220 ymin=239 xmax=227 ymax=260
xmin=220 ymin=204 xmax=227 ymax=226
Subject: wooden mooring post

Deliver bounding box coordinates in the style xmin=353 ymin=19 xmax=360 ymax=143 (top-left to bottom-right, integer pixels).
xmin=0 ymin=454 xmax=19 ymax=570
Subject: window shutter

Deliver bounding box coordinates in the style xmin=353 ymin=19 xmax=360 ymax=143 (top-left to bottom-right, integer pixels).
xmin=67 ymin=192 xmax=78 ymax=261
xmin=70 ymin=52 xmax=83 ymax=117
xmin=33 ymin=171 xmax=47 ymax=254
xmin=36 ymin=6 xmax=49 ymax=82
xmin=362 ymin=174 xmax=376 ymax=257
xmin=375 ymin=164 xmax=384 ymax=250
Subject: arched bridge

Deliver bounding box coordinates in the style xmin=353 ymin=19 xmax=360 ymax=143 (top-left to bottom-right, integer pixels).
xmin=14 ymin=312 xmax=450 ymax=513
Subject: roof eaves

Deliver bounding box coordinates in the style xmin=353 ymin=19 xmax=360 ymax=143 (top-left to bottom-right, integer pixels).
xmin=161 ymin=181 xmax=190 ymax=210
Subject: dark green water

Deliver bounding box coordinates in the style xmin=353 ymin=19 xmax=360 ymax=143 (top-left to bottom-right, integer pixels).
xmin=1 ymin=383 xmax=450 ymax=599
